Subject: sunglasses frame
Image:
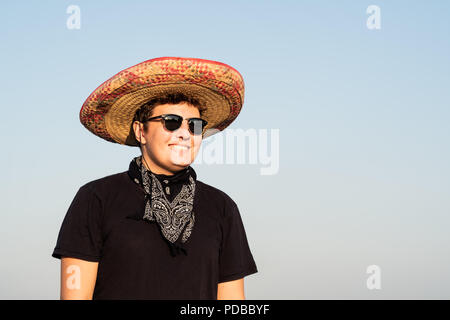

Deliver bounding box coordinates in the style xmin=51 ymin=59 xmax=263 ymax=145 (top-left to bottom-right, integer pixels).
xmin=143 ymin=114 xmax=208 ymax=135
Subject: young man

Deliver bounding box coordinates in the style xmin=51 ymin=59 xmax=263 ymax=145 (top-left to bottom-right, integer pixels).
xmin=52 ymin=57 xmax=258 ymax=300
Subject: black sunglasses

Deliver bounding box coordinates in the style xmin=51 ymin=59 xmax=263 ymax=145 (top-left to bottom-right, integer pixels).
xmin=143 ymin=114 xmax=208 ymax=135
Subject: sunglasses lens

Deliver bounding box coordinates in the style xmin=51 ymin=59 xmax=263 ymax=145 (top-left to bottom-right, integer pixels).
xmin=159 ymin=115 xmax=206 ymax=135
xmin=189 ymin=119 xmax=206 ymax=135
xmin=163 ymin=115 xmax=182 ymax=131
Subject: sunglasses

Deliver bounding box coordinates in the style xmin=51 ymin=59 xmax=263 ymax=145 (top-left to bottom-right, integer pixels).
xmin=143 ymin=114 xmax=208 ymax=135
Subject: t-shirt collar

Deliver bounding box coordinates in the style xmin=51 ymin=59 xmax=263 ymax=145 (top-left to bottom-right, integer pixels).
xmin=128 ymin=156 xmax=197 ymax=187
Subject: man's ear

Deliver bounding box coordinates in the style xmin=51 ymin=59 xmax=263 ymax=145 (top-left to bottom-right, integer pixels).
xmin=132 ymin=121 xmax=146 ymax=145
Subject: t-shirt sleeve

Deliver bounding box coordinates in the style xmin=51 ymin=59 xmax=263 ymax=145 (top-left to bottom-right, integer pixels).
xmin=218 ymin=197 xmax=258 ymax=283
xmin=52 ymin=184 xmax=104 ymax=262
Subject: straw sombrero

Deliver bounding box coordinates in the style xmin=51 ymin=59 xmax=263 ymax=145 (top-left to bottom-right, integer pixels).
xmin=79 ymin=57 xmax=245 ymax=146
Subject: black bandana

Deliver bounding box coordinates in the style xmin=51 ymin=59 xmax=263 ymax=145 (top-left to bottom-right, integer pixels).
xmin=127 ymin=156 xmax=197 ymax=257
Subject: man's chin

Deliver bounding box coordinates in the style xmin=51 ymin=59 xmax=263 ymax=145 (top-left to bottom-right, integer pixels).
xmin=170 ymin=162 xmax=192 ymax=169
xmin=168 ymin=153 xmax=193 ymax=167
xmin=167 ymin=157 xmax=192 ymax=169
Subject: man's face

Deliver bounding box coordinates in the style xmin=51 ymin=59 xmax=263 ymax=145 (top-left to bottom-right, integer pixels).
xmin=133 ymin=102 xmax=203 ymax=174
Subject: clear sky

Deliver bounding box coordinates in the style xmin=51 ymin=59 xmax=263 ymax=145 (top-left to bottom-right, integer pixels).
xmin=1 ymin=0 xmax=449 ymax=299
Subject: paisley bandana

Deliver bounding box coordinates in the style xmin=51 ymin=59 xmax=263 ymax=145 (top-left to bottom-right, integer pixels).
xmin=127 ymin=156 xmax=196 ymax=257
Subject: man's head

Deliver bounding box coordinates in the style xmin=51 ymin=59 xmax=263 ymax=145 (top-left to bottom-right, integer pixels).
xmin=132 ymin=93 xmax=207 ymax=175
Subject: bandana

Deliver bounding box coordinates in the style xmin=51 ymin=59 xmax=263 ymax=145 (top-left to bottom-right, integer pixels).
xmin=127 ymin=156 xmax=197 ymax=257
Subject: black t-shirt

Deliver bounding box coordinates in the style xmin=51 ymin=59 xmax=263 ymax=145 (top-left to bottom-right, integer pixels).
xmin=52 ymin=167 xmax=258 ymax=299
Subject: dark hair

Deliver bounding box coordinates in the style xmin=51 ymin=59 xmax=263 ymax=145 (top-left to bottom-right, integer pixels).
xmin=132 ymin=92 xmax=206 ymax=146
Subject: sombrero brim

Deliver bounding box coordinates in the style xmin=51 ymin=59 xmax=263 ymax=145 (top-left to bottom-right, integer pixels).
xmin=80 ymin=57 xmax=245 ymax=146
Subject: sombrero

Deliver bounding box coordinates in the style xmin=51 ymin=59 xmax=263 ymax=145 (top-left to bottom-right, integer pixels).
xmin=79 ymin=57 xmax=245 ymax=146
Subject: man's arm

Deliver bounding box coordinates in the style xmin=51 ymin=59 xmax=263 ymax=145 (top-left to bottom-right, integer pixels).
xmin=217 ymin=278 xmax=245 ymax=300
xmin=60 ymin=257 xmax=99 ymax=300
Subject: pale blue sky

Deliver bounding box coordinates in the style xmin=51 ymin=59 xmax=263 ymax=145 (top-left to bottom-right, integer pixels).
xmin=1 ymin=1 xmax=449 ymax=299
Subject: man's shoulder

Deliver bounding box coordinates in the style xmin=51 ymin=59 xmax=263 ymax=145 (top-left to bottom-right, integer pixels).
xmin=196 ymin=180 xmax=237 ymax=206
xmin=195 ymin=180 xmax=242 ymax=221
xmin=79 ymin=171 xmax=130 ymax=194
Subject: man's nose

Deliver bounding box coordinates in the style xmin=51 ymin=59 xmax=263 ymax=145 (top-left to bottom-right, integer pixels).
xmin=175 ymin=120 xmax=191 ymax=139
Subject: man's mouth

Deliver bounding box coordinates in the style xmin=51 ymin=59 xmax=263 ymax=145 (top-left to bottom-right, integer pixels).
xmin=169 ymin=144 xmax=191 ymax=150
